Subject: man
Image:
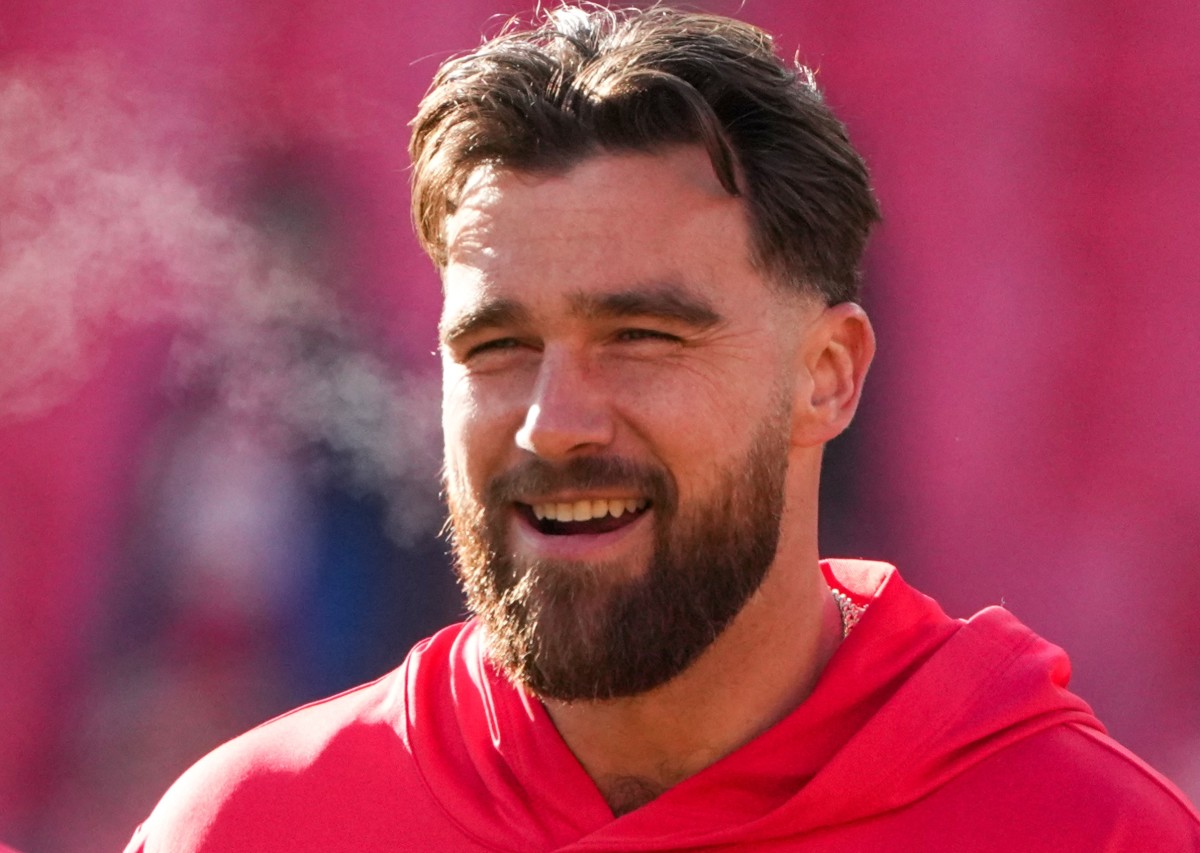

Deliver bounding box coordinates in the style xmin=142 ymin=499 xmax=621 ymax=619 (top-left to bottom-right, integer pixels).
xmin=127 ymin=6 xmax=1200 ymax=850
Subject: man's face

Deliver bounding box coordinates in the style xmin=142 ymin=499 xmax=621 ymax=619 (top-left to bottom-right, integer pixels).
xmin=439 ymin=147 xmax=809 ymax=700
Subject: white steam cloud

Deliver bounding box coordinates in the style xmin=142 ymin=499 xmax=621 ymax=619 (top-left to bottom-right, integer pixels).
xmin=0 ymin=53 xmax=441 ymax=538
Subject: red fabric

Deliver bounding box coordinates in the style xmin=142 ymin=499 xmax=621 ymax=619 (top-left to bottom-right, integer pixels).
xmin=125 ymin=562 xmax=1200 ymax=851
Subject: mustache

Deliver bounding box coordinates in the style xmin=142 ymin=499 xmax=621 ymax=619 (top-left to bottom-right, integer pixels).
xmin=485 ymin=456 xmax=676 ymax=510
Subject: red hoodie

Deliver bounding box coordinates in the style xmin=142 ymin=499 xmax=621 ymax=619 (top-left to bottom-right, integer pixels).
xmin=126 ymin=561 xmax=1200 ymax=851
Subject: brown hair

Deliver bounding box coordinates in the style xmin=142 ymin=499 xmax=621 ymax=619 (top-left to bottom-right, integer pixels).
xmin=410 ymin=4 xmax=880 ymax=304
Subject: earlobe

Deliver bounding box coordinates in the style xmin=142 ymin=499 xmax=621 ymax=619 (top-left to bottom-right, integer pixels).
xmin=792 ymin=303 xmax=875 ymax=447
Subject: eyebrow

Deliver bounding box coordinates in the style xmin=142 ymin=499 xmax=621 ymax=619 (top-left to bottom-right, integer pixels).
xmin=439 ymin=298 xmax=531 ymax=348
xmin=438 ymin=284 xmax=723 ymax=348
xmin=569 ymin=285 xmax=722 ymax=328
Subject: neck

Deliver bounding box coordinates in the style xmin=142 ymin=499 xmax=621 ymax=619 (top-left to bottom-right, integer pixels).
xmin=543 ymin=546 xmax=842 ymax=816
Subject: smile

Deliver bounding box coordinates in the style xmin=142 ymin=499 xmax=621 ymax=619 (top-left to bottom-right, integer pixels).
xmin=518 ymin=498 xmax=650 ymax=536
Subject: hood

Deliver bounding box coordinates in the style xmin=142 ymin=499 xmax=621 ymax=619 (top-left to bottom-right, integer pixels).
xmin=402 ymin=561 xmax=1103 ymax=851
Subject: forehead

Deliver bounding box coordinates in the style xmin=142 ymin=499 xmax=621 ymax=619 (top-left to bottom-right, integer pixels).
xmin=441 ymin=147 xmax=764 ymax=315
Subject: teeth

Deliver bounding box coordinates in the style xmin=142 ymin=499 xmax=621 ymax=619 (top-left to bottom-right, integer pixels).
xmin=530 ymin=498 xmax=647 ymax=523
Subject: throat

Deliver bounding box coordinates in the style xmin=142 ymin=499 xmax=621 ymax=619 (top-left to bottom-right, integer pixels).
xmin=601 ymin=774 xmax=668 ymax=817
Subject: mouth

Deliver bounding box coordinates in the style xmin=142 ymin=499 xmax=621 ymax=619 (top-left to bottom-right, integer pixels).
xmin=517 ymin=497 xmax=650 ymax=536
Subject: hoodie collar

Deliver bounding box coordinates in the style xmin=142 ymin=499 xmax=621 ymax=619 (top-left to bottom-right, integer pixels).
xmin=403 ymin=561 xmax=1102 ymax=850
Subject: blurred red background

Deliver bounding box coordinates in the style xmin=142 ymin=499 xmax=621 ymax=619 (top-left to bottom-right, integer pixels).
xmin=1 ymin=1 xmax=1197 ymax=850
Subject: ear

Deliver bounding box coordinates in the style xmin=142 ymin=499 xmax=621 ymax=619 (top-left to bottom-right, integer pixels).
xmin=791 ymin=302 xmax=875 ymax=448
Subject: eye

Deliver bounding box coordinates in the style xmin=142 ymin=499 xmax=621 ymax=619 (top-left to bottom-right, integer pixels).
xmin=615 ymin=328 xmax=682 ymax=344
xmin=466 ymin=337 xmax=521 ymax=359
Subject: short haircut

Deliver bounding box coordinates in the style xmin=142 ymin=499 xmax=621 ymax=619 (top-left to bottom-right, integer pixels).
xmin=410 ymin=4 xmax=880 ymax=304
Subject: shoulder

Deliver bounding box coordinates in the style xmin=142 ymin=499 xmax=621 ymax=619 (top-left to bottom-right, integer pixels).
xmin=1017 ymin=724 xmax=1199 ymax=834
xmin=126 ymin=658 xmax=440 ymax=852
xmin=905 ymin=722 xmax=1200 ymax=850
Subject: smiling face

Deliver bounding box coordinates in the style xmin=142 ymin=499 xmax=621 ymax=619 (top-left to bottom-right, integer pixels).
xmin=439 ymin=147 xmax=817 ymax=700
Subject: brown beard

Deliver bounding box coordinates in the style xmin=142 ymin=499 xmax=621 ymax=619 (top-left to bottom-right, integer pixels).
xmin=444 ymin=402 xmax=790 ymax=701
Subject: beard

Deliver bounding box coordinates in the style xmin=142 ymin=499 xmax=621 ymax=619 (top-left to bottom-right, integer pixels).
xmin=444 ymin=399 xmax=790 ymax=702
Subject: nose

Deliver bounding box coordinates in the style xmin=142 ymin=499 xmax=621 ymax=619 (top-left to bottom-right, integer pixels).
xmin=515 ymin=349 xmax=614 ymax=460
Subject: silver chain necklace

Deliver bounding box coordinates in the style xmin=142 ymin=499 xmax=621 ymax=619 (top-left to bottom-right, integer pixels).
xmin=831 ymin=587 xmax=868 ymax=639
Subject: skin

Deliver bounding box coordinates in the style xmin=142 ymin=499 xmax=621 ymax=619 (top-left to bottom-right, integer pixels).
xmin=439 ymin=145 xmax=875 ymax=814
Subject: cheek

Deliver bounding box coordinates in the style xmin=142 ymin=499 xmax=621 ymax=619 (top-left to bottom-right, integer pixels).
xmin=606 ymin=364 xmax=767 ymax=448
xmin=441 ymin=373 xmax=477 ymax=481
xmin=609 ymin=366 xmax=790 ymax=498
xmin=442 ymin=374 xmax=520 ymax=488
